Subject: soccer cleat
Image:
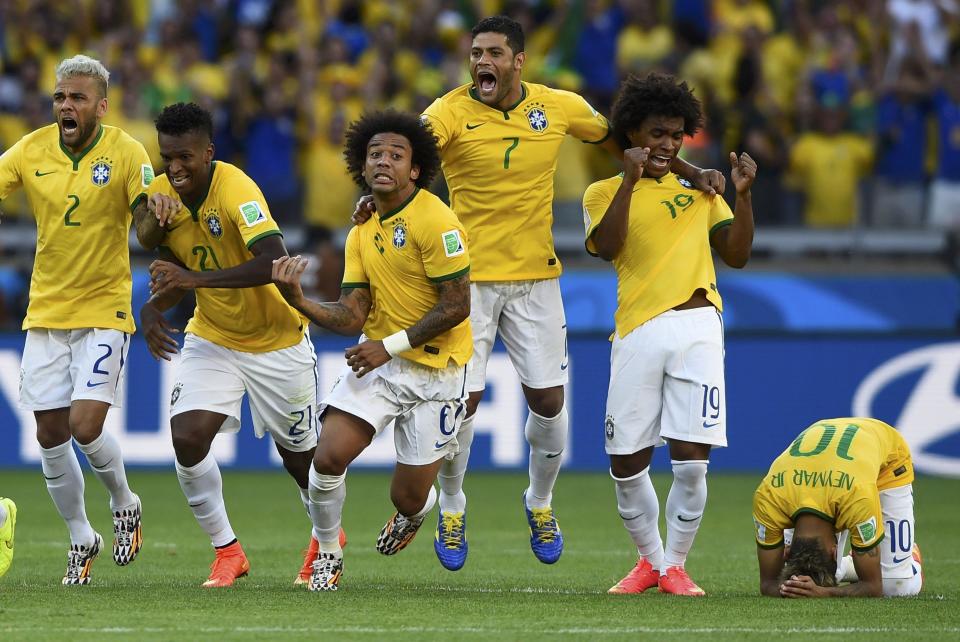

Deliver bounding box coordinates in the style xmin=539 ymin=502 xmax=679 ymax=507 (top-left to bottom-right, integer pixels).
xmin=295 ymin=528 xmax=348 ymax=586
xmin=913 ymin=542 xmax=924 ymax=588
xmin=608 ymin=557 xmax=660 ymax=594
xmin=113 ymin=497 xmax=142 ymax=566
xmin=202 ymin=541 xmax=250 ymax=588
xmin=376 ymin=512 xmax=425 ymax=555
xmin=434 ymin=511 xmax=467 ymax=571
xmin=309 ymin=551 xmax=343 ymax=591
xmin=658 ymin=566 xmax=706 ymax=596
xmin=0 ymin=497 xmax=16 ymax=578
xmin=62 ymin=532 xmax=103 ymax=585
xmin=522 ymin=491 xmax=564 ymax=564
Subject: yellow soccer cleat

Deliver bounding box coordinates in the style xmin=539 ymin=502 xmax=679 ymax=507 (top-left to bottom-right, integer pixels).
xmin=0 ymin=497 xmax=16 ymax=578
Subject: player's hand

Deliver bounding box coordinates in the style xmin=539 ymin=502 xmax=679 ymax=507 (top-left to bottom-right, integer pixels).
xmin=140 ymin=301 xmax=180 ymax=361
xmin=344 ymin=339 xmax=391 ymax=377
xmin=730 ymin=152 xmax=758 ymax=194
xmin=622 ymin=147 xmax=648 ymax=184
xmin=351 ymin=194 xmax=376 ymax=225
xmin=147 ymin=193 xmax=181 ymax=228
xmin=779 ymin=575 xmax=829 ymax=598
xmin=272 ymin=255 xmax=307 ymax=308
xmin=149 ymin=260 xmax=196 ymax=296
xmin=694 ymin=168 xmax=725 ymax=196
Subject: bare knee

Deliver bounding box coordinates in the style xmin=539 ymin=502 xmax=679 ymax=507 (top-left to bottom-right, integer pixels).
xmin=279 ymin=447 xmax=314 ymax=488
xmin=610 ymin=449 xmax=654 ymax=479
xmin=69 ymin=417 xmax=104 ymax=446
xmin=523 ymin=385 xmax=564 ymax=418
xmin=391 ymin=485 xmax=427 ymax=517
xmin=171 ymin=424 xmax=212 ymax=467
xmin=313 ymin=449 xmax=350 ymax=477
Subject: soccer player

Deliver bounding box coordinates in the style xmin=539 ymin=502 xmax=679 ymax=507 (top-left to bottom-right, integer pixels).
xmin=0 ymin=54 xmax=170 ymax=585
xmin=271 ymin=110 xmax=471 ymax=592
xmin=356 ymin=15 xmax=725 ymax=571
xmin=0 ymin=497 xmax=15 ymax=578
xmin=583 ymin=72 xmax=756 ymax=596
xmin=140 ymin=102 xmax=327 ymax=588
xmin=754 ymin=417 xmax=922 ymax=598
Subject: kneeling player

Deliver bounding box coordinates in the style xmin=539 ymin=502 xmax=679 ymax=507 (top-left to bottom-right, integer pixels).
xmin=754 ymin=417 xmax=922 ymax=598
xmin=272 ymin=110 xmax=471 ymax=591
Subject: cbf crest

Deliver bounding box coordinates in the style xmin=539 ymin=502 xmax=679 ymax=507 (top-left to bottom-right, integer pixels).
xmin=524 ymin=101 xmax=548 ymax=132
xmin=391 ymin=218 xmax=407 ymax=249
xmin=91 ymin=156 xmax=113 ymax=187
xmin=204 ymin=209 xmax=223 ymax=239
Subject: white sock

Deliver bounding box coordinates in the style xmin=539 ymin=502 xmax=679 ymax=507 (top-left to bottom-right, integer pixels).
xmin=438 ymin=414 xmax=473 ymax=514
xmin=663 ymin=459 xmax=709 ymax=570
xmin=308 ymin=465 xmax=346 ymax=554
xmin=175 ymin=453 xmax=236 ymax=548
xmin=837 ymin=554 xmax=859 ymax=583
xmin=76 ymin=432 xmax=137 ymax=510
xmin=298 ymin=485 xmax=310 ymax=516
xmin=524 ymin=406 xmax=568 ymax=509
xmin=612 ymin=467 xmax=664 ymax=571
xmin=40 ymin=440 xmax=95 ymax=547
xmin=0 ymin=501 xmax=7 ymax=527
xmin=405 ymin=485 xmax=438 ymax=521
xmin=883 ymin=571 xmax=923 ymax=597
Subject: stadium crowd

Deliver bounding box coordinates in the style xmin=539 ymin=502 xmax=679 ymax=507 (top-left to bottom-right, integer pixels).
xmin=0 ymin=0 xmax=958 ymax=329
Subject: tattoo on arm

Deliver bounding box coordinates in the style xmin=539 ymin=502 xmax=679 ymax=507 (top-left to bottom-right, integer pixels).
xmin=132 ymin=199 xmax=163 ymax=250
xmin=406 ymin=274 xmax=470 ymax=348
xmin=299 ymin=286 xmax=371 ymax=335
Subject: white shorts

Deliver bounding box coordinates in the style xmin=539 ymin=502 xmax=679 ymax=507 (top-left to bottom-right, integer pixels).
xmin=170 ymin=333 xmax=319 ymax=452
xmin=604 ymin=307 xmax=726 ymax=455
xmin=467 ymin=279 xmax=568 ymax=392
xmin=321 ymin=356 xmax=467 ymax=466
xmin=20 ymin=328 xmax=130 ymax=411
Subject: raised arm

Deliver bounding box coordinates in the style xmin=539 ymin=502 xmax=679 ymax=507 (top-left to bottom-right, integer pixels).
xmin=590 ymin=147 xmax=647 ymax=261
xmin=272 ymin=254 xmax=370 ymax=337
xmin=710 ymin=152 xmax=757 ymax=269
xmin=132 ymin=193 xmax=181 ymax=250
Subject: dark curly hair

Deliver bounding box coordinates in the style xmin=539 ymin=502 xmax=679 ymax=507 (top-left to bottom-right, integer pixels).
xmin=343 ymin=110 xmax=441 ymax=190
xmin=155 ymin=102 xmax=213 ymax=140
xmin=611 ymin=72 xmax=703 ymax=149
xmin=781 ymin=537 xmax=839 ymax=587
xmin=471 ymin=15 xmax=524 ymax=54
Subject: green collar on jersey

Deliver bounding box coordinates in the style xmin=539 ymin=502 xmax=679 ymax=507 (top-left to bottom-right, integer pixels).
xmin=379 ymin=186 xmax=420 ymax=222
xmin=185 ymin=161 xmax=217 ymax=221
xmin=469 ymin=82 xmax=527 ymax=120
xmin=59 ymin=124 xmax=104 ymax=171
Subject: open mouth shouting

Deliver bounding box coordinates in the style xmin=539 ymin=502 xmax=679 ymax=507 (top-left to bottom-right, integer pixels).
xmin=476 ymin=69 xmax=498 ymax=98
xmin=59 ymin=115 xmax=79 ymax=139
xmin=371 ymin=171 xmax=395 ymax=187
xmin=648 ymin=153 xmax=673 ymax=172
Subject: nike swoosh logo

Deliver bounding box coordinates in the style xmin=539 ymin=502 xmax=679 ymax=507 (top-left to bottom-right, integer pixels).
xmin=893 ymin=555 xmax=911 ymax=564
xmin=465 ymin=123 xmax=486 ymax=130
xmin=35 ymin=170 xmax=56 ymax=176
xmin=545 ymin=450 xmax=564 ymax=459
xmin=702 ymin=421 xmax=720 ymax=428
xmin=560 ymin=361 xmax=568 ymax=371
xmin=43 ymin=473 xmax=65 ymax=480
xmin=86 ymin=380 xmax=108 ymax=388
xmin=677 ymin=514 xmax=702 ymax=522
xmin=435 ymin=439 xmax=454 ymax=449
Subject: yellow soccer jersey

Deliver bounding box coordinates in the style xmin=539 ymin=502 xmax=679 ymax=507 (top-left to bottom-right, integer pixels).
xmin=582 ymin=172 xmax=734 ymax=338
xmin=342 ymin=187 xmax=472 ymax=369
xmin=149 ymin=161 xmax=304 ymax=353
xmin=423 ymin=81 xmax=610 ymax=281
xmin=753 ymin=418 xmax=914 ymax=552
xmin=0 ymin=124 xmax=152 ymax=332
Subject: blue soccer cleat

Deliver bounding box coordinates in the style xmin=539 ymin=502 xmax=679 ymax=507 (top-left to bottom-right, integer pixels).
xmin=434 ymin=511 xmax=468 ymax=571
xmin=522 ymin=491 xmax=564 ymax=564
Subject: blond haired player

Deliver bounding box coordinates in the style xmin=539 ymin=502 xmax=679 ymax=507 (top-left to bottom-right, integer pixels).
xmin=273 ymin=110 xmax=471 ymax=591
xmin=583 ymin=72 xmax=756 ymax=596
xmin=140 ymin=102 xmax=333 ymax=588
xmin=754 ymin=417 xmax=922 ymax=598
xmin=357 ymin=15 xmax=724 ymax=571
xmin=0 ymin=54 xmax=173 ymax=584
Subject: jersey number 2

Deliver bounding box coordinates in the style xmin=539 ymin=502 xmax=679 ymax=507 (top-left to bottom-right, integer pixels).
xmin=64 ymin=194 xmax=81 ymax=227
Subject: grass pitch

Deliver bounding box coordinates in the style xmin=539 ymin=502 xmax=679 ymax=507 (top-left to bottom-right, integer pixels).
xmin=0 ymin=470 xmax=957 ymax=641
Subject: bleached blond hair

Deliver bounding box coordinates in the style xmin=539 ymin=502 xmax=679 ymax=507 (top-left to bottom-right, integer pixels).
xmin=55 ymin=55 xmax=109 ymax=98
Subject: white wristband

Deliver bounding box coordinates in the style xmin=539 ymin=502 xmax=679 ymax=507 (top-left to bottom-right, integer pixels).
xmin=382 ymin=330 xmax=412 ymax=357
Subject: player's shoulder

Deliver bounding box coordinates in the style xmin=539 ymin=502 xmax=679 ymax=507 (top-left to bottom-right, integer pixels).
xmin=15 ymin=123 xmax=58 ymax=148
xmin=211 ymin=161 xmax=260 ymax=196
xmin=585 ymin=173 xmax=623 ymax=200
xmin=426 ymin=83 xmax=474 ymax=116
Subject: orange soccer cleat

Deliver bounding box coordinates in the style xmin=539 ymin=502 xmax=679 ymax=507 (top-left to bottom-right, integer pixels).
xmin=608 ymin=557 xmax=660 ymax=594
xmin=295 ymin=528 xmax=348 ymax=586
xmin=202 ymin=541 xmax=250 ymax=588
xmin=658 ymin=566 xmax=706 ymax=596
xmin=913 ymin=542 xmax=924 ymax=589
